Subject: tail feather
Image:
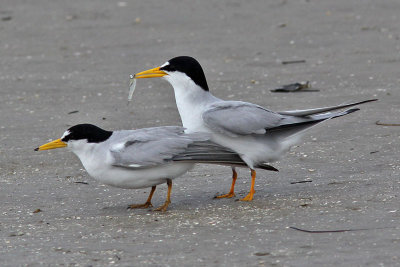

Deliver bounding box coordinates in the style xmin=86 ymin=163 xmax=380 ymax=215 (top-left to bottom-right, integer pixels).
xmin=277 ymin=99 xmax=377 ymax=116
xmin=267 ymin=108 xmax=360 ymax=139
xmin=256 ymin=163 xmax=279 ymax=172
xmin=173 ymin=158 xmax=278 ymax=171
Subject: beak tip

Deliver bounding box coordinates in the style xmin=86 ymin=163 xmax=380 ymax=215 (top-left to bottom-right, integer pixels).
xmin=34 ymin=147 xmax=39 ymax=151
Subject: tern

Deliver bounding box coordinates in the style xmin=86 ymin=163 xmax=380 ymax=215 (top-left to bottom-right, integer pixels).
xmin=35 ymin=123 xmax=277 ymax=211
xmin=133 ymin=56 xmax=377 ymax=201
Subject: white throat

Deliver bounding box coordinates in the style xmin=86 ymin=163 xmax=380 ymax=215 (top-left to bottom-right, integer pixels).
xmin=68 ymin=140 xmax=98 ymax=168
xmin=163 ymin=73 xmax=218 ymax=132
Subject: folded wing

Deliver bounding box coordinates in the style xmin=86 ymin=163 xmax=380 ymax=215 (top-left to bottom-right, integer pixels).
xmin=110 ymin=126 xmax=209 ymax=168
xmin=202 ymin=99 xmax=376 ymax=139
xmin=202 ymin=101 xmax=284 ymax=137
xmin=110 ymin=126 xmax=278 ymax=171
xmin=277 ymin=99 xmax=377 ymax=116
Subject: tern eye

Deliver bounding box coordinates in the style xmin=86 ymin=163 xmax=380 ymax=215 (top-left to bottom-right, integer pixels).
xmin=162 ymin=65 xmax=176 ymax=72
xmin=61 ymin=134 xmax=71 ymax=142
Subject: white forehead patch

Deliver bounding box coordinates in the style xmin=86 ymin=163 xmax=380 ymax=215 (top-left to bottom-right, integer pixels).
xmin=61 ymin=130 xmax=71 ymax=140
xmin=160 ymin=61 xmax=169 ymax=68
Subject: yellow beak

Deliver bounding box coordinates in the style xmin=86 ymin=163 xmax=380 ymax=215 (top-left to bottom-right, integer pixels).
xmin=134 ymin=67 xmax=167 ymax=79
xmin=35 ymin=138 xmax=67 ymax=151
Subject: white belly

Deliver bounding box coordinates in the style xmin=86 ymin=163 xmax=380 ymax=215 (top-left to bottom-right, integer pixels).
xmin=211 ymin=133 xmax=294 ymax=167
xmin=84 ymin=161 xmax=194 ymax=189
xmin=184 ymin=120 xmax=297 ymax=167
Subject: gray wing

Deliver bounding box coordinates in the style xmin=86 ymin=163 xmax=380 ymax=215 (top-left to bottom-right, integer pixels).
xmin=202 ymin=99 xmax=375 ymax=139
xmin=266 ymin=108 xmax=360 ymax=139
xmin=171 ymin=141 xmax=278 ymax=171
xmin=110 ymin=127 xmax=209 ymax=169
xmin=110 ymin=126 xmax=279 ymax=171
xmin=202 ymin=101 xmax=284 ymax=137
xmin=277 ymin=99 xmax=377 ymax=116
xmin=268 ymin=99 xmax=377 ymax=138
xmin=171 ymin=141 xmax=244 ymax=164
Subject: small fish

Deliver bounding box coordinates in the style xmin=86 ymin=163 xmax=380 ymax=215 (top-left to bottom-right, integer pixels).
xmin=127 ymin=74 xmax=137 ymax=104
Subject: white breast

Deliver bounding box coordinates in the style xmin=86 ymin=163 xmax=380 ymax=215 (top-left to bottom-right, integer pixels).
xmin=90 ymin=162 xmax=194 ymax=189
xmin=164 ymin=73 xmax=219 ymax=133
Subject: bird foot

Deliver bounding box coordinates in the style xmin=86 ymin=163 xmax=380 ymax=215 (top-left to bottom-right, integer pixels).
xmin=127 ymin=202 xmax=153 ymax=209
xmin=240 ymin=192 xmax=255 ymax=201
xmin=215 ymin=192 xmax=236 ymax=199
xmin=154 ymin=200 xmax=171 ymax=212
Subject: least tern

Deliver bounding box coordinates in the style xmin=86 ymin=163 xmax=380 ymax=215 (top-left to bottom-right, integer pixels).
xmin=35 ymin=124 xmax=277 ymax=211
xmin=133 ymin=56 xmax=377 ymax=201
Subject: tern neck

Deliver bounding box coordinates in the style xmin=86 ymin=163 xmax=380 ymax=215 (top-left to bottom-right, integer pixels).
xmin=175 ymin=83 xmax=216 ymax=103
xmin=166 ymin=78 xmax=219 ymax=130
xmin=69 ymin=142 xmax=97 ymax=160
xmin=69 ymin=141 xmax=105 ymax=177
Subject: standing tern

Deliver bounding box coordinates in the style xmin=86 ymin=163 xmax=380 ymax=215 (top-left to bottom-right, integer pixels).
xmin=35 ymin=123 xmax=277 ymax=211
xmin=133 ymin=56 xmax=377 ymax=201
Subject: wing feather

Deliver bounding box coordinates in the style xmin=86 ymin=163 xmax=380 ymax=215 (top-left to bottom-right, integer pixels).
xmin=202 ymin=101 xmax=284 ymax=137
xmin=110 ymin=127 xmax=209 ymax=168
xmin=277 ymin=99 xmax=377 ymax=116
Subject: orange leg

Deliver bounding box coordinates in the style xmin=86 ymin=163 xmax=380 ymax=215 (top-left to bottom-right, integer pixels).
xmin=240 ymin=169 xmax=256 ymax=201
xmin=155 ymin=179 xmax=172 ymax=212
xmin=215 ymin=167 xmax=238 ymax=198
xmin=128 ymin=186 xmax=156 ymax=209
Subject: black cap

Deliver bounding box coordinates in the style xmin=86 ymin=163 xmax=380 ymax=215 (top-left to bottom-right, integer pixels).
xmin=161 ymin=56 xmax=209 ymax=91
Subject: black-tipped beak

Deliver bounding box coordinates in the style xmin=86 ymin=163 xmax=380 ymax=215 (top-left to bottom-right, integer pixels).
xmin=35 ymin=138 xmax=67 ymax=151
